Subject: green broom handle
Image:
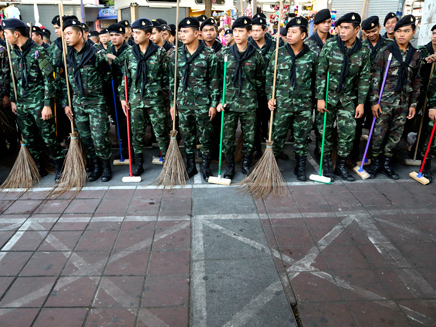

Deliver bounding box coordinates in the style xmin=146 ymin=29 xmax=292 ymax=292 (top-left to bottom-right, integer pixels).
xmin=319 ymin=72 xmax=329 ymax=177
xmin=218 ymin=55 xmax=228 ymax=177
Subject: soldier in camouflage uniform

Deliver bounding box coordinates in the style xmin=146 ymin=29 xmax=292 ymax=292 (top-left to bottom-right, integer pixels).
xmin=120 ymin=20 xmax=136 ymax=46
xmin=169 ymin=17 xmax=219 ymax=180
xmin=62 ymin=18 xmax=113 ymax=182
xmin=217 ymin=16 xmax=265 ymax=179
xmin=316 ymin=12 xmax=371 ymax=182
xmin=31 ymin=26 xmax=50 ymax=49
xmin=0 ymin=43 xmax=10 ymax=108
xmin=305 ymin=9 xmax=333 ymax=56
xmin=3 ymin=18 xmax=64 ymax=181
xmin=368 ymin=15 xmax=422 ymax=179
xmin=99 ymin=28 xmax=111 ymax=52
xmin=120 ymin=18 xmax=169 ymax=177
xmin=267 ymin=17 xmax=318 ymax=181
xmin=383 ymin=12 xmax=398 ymax=40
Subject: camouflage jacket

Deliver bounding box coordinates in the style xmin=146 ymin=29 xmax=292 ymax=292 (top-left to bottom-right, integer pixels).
xmin=120 ymin=44 xmax=169 ymax=107
xmin=10 ymin=38 xmax=55 ymax=106
xmin=417 ymin=43 xmax=435 ymax=103
xmin=48 ymin=38 xmax=65 ymax=93
xmin=217 ymin=45 xmax=265 ymax=112
xmin=62 ymin=43 xmax=112 ymax=107
xmin=370 ymin=45 xmax=422 ymax=108
xmin=0 ymin=46 xmax=11 ymax=98
xmin=304 ymin=32 xmax=334 ymax=55
xmin=108 ymin=42 xmax=131 ymax=93
xmin=266 ymin=45 xmax=318 ymax=110
xmin=363 ymin=36 xmax=393 ymax=64
xmin=169 ymin=42 xmax=219 ymax=109
xmin=316 ymin=37 xmax=371 ymax=107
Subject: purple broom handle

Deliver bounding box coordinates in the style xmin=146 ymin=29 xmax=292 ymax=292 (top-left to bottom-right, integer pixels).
xmin=359 ymin=53 xmax=393 ymax=171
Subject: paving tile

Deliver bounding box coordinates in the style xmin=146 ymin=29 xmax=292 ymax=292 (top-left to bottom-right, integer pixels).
xmin=133 ymin=189 xmax=163 ymax=198
xmin=33 ymin=200 xmax=71 ymax=214
xmin=279 ymin=245 xmax=329 ymax=272
xmin=95 ymin=198 xmax=130 ymax=214
xmin=272 ymin=225 xmax=315 ymax=247
xmin=21 ymin=215 xmax=59 ymax=230
xmin=298 ymin=302 xmax=357 ymax=327
xmin=2 ymin=231 xmax=48 ymax=251
xmin=159 ymin=197 xmax=192 ymax=216
xmin=85 ymin=308 xmax=137 ymax=327
xmin=0 ymin=309 xmax=39 ymax=326
xmin=0 ymin=277 xmax=14 ymax=298
xmin=33 ymin=308 xmax=88 ymax=327
xmin=152 ymin=228 xmax=190 ymax=251
xmin=321 ymin=244 xmax=371 ymax=271
xmin=148 ymin=250 xmax=190 ymax=275
xmin=120 ymin=219 xmax=157 ymax=230
xmin=19 ymin=191 xmax=51 ymax=200
xmin=127 ymin=197 xmax=161 ymax=214
xmin=45 ymin=276 xmax=99 ymax=307
xmin=61 ymin=251 xmax=111 ymax=276
xmin=64 ymin=199 xmax=101 ymax=214
xmin=0 ymin=252 xmax=32 ymax=276
xmin=76 ymin=188 xmax=107 ymax=199
xmin=104 ymin=251 xmax=150 ymax=276
xmin=142 ymin=274 xmax=189 ymax=307
xmin=0 ymin=277 xmax=56 ymax=307
xmin=0 ymin=232 xmax=14 ymax=249
xmin=37 ymin=231 xmax=83 ymax=251
xmin=113 ymin=229 xmax=154 ymax=252
xmin=397 ymin=299 xmax=436 ymax=327
xmin=103 ymin=188 xmax=135 ymax=200
xmin=93 ymin=276 xmax=144 ymax=307
xmin=358 ymin=244 xmax=411 ymax=269
xmin=397 ymin=242 xmax=436 ymax=267
xmin=348 ymin=301 xmax=413 ymax=327
xmin=19 ymin=251 xmax=69 ymax=276
xmin=290 ymin=185 xmax=329 ymax=209
xmin=4 ymin=200 xmax=41 ymax=214
xmin=75 ymin=230 xmax=118 ymax=251
xmin=137 ymin=307 xmax=189 ymax=327
xmin=289 ymin=272 xmax=343 ymax=302
xmin=161 ymin=188 xmax=192 ymax=197
xmin=0 ymin=192 xmax=23 ymax=200
xmin=52 ymin=215 xmax=92 ymax=231
xmin=86 ymin=218 xmax=123 ymax=231
xmin=0 ymin=200 xmax=13 ymax=214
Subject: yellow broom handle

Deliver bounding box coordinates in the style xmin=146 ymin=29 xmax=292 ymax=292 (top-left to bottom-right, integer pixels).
xmin=171 ymin=0 xmax=180 ymax=131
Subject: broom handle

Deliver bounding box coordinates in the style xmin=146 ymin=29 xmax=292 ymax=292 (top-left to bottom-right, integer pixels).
xmin=171 ymin=0 xmax=180 ymax=131
xmin=58 ymin=1 xmax=74 ymax=132
xmin=419 ymin=117 xmax=436 ymax=175
xmin=124 ymin=75 xmax=133 ymax=177
xmin=319 ymin=72 xmax=329 ymax=176
xmin=359 ymin=53 xmax=393 ymax=170
xmin=413 ymin=62 xmax=435 ymax=161
xmin=218 ymin=55 xmax=228 ymax=177
xmin=268 ymin=0 xmax=283 ymax=142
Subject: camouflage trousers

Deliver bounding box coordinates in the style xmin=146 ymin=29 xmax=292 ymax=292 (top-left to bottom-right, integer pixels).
xmin=273 ymin=106 xmax=312 ymax=157
xmin=222 ymin=110 xmax=256 ymax=156
xmin=73 ymin=103 xmax=112 ymax=160
xmin=316 ymin=100 xmax=356 ymax=157
xmin=178 ymin=107 xmax=213 ymax=156
xmin=371 ymin=102 xmax=408 ymax=157
xmin=16 ymin=102 xmax=63 ymax=160
xmin=421 ymin=119 xmax=436 ymax=159
xmin=130 ymin=103 xmax=169 ymax=156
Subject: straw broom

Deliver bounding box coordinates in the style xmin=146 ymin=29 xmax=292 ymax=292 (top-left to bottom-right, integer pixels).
xmin=153 ymin=1 xmax=188 ymax=191
xmin=1 ymin=36 xmax=41 ymax=191
xmin=238 ymin=0 xmax=286 ymax=199
xmin=52 ymin=3 xmax=87 ymax=196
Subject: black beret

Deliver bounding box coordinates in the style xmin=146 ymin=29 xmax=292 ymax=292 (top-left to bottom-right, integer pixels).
xmin=200 ymin=17 xmax=218 ymax=31
xmin=253 ymin=13 xmax=266 ymax=20
xmin=2 ymin=18 xmax=27 ymax=30
xmin=42 ymin=28 xmax=51 ymax=37
xmin=432 ymin=24 xmax=436 ymax=32
xmin=156 ymin=18 xmax=167 ymax=25
xmin=394 ymin=14 xmax=416 ymax=31
xmin=82 ymin=23 xmax=89 ymax=32
xmin=31 ymin=26 xmax=43 ymax=35
xmin=314 ymin=9 xmax=331 ymax=25
xmin=197 ymin=15 xmax=208 ymax=23
xmin=225 ymin=29 xmax=233 ymax=35
xmin=55 ymin=15 xmax=78 ymax=27
xmin=89 ymin=31 xmax=99 ymax=37
xmin=286 ymin=17 xmax=308 ymax=30
xmin=51 ymin=15 xmax=59 ymax=25
xmin=120 ymin=20 xmax=131 ymax=28
xmin=384 ymin=12 xmax=398 ymax=26
xmin=62 ymin=19 xmax=82 ymax=31
xmin=361 ymin=16 xmax=379 ymax=31
xmin=252 ymin=17 xmax=267 ymax=27
xmin=161 ymin=24 xmax=171 ymax=32
xmin=0 ymin=25 xmax=2 ymax=31
xmin=131 ymin=18 xmax=153 ymax=30
xmin=280 ymin=27 xmax=287 ymax=36
xmin=151 ymin=19 xmax=161 ymax=27
xmin=108 ymin=23 xmax=125 ymax=34
xmin=99 ymin=28 xmax=109 ymax=35
xmin=336 ymin=12 xmax=361 ymax=26
xmin=232 ymin=16 xmax=251 ymax=29
xmin=169 ymin=24 xmax=176 ymax=36
xmin=179 ymin=17 xmax=200 ymax=29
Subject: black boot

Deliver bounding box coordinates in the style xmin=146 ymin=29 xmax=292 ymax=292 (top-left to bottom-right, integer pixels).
xmin=367 ymin=155 xmax=382 ymax=179
xmin=224 ymin=155 xmax=235 ymax=179
xmin=88 ymin=158 xmax=101 ymax=182
xmin=334 ymin=156 xmax=355 ymax=181
xmin=101 ymin=158 xmax=112 ymax=182
xmin=381 ymin=156 xmax=399 ymax=180
xmin=322 ymin=155 xmax=335 ymax=182
xmin=422 ymin=159 xmax=432 ymax=183
xmin=241 ymin=155 xmax=252 ymax=174
xmin=34 ymin=158 xmax=48 ymax=177
xmin=54 ymin=158 xmax=64 ymax=183
xmin=201 ymin=154 xmax=212 ymax=181
xmin=294 ymin=155 xmax=307 ymax=181
xmin=186 ymin=153 xmax=198 ymax=178
xmin=132 ymin=153 xmax=144 ymax=176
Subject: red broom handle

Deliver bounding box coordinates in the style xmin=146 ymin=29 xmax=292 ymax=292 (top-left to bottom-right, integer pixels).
xmin=124 ymin=75 xmax=133 ymax=177
xmin=419 ymin=118 xmax=436 ymax=174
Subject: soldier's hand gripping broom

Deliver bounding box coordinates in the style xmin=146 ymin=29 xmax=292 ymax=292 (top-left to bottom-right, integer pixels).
xmin=238 ymin=0 xmax=286 ymax=199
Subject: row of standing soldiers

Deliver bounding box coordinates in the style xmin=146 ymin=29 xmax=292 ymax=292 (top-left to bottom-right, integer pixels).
xmin=0 ymin=9 xmax=436 ymax=184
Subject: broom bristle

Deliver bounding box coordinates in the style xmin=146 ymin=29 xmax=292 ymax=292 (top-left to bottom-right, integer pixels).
xmin=52 ymin=132 xmax=87 ymax=197
xmin=1 ymin=141 xmax=40 ymax=191
xmin=234 ymin=134 xmax=244 ymax=163
xmin=153 ymin=130 xmax=188 ymax=191
xmin=238 ymin=141 xmax=286 ymax=199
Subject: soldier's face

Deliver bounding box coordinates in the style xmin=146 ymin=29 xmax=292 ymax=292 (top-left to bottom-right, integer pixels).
xmin=125 ymin=27 xmax=131 ymax=38
xmin=110 ymin=32 xmax=124 ymax=46
xmin=226 ymin=33 xmax=233 ymax=44
xmin=286 ymin=27 xmax=305 ymax=45
xmin=64 ymin=27 xmax=82 ymax=46
xmin=90 ymin=36 xmax=99 ymax=43
xmin=201 ymin=25 xmax=217 ymax=42
xmin=395 ymin=26 xmax=415 ymax=46
xmin=100 ymin=33 xmax=109 ymax=44
xmin=316 ymin=19 xmax=331 ymax=34
xmin=251 ymin=25 xmax=266 ymax=41
xmin=4 ymin=30 xmax=18 ymax=45
xmin=431 ymin=30 xmax=436 ymax=45
xmin=365 ymin=25 xmax=380 ymax=42
xmin=151 ymin=28 xmax=163 ymax=44
xmin=54 ymin=25 xmax=62 ymax=38
xmin=385 ymin=17 xmax=397 ymax=35
xmin=133 ymin=29 xmax=150 ymax=44
xmin=233 ymin=27 xmax=251 ymax=44
xmin=0 ymin=31 xmax=3 ymax=39
xmin=162 ymin=30 xmax=170 ymax=41
xmin=180 ymin=27 xmax=199 ymax=44
xmin=339 ymin=23 xmax=359 ymax=43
